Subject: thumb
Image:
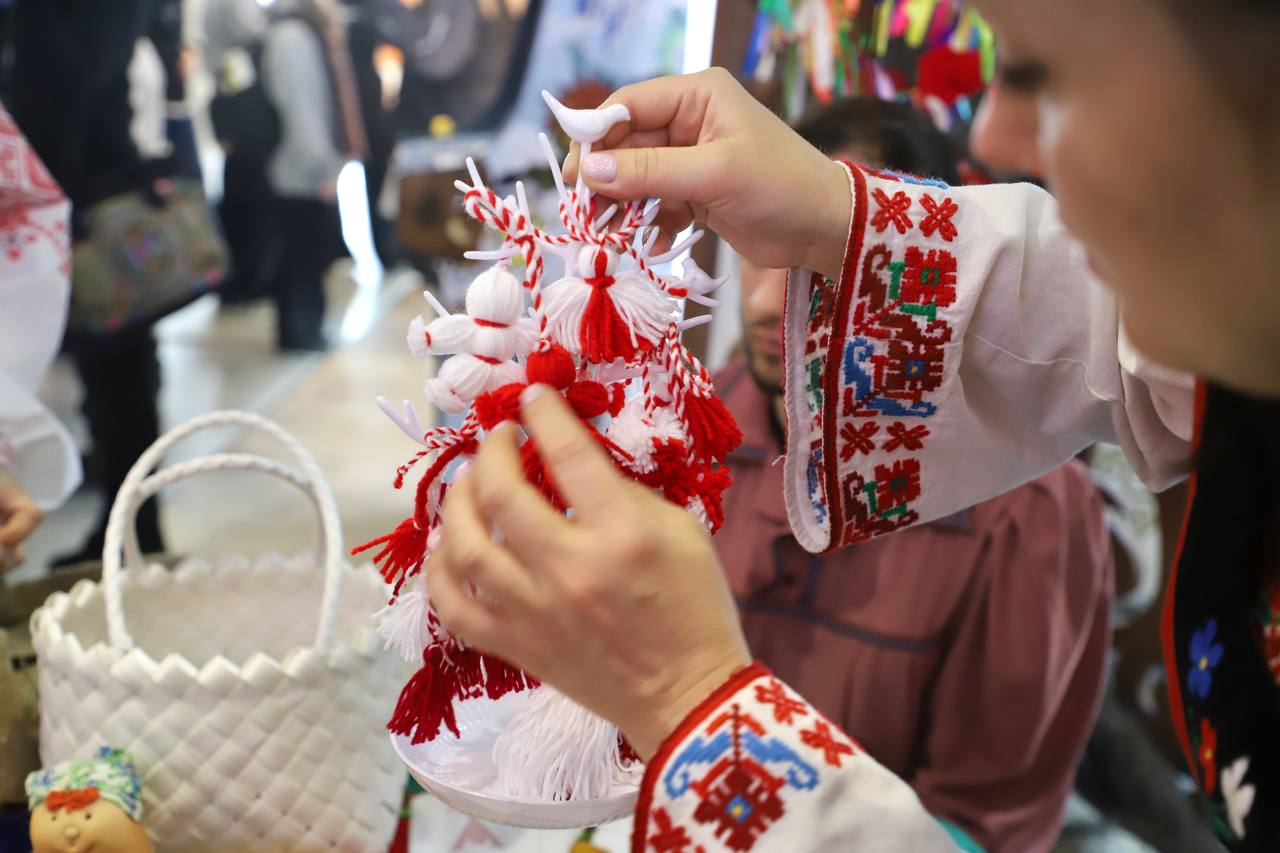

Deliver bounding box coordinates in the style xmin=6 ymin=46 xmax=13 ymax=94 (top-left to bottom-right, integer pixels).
xmin=578 ymin=144 xmax=718 ymax=204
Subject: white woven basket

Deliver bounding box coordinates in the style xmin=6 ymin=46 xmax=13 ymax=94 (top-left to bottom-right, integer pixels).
xmin=31 ymin=411 xmax=406 ymax=853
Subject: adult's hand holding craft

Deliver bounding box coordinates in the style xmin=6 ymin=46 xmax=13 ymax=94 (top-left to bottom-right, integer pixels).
xmin=563 ymin=67 xmax=854 ymax=281
xmin=432 ymin=385 xmax=753 ymax=761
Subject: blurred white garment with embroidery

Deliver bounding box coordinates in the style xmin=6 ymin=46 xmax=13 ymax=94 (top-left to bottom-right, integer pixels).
xmin=0 ymin=105 xmax=81 ymax=508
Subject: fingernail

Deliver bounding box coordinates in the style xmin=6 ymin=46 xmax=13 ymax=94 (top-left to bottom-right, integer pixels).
xmin=520 ymin=383 xmax=548 ymax=406
xmin=582 ymin=152 xmax=617 ymax=182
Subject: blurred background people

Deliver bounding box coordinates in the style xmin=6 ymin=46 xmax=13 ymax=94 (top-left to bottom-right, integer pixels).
xmin=714 ymin=98 xmax=1114 ymax=852
xmin=6 ymin=0 xmax=189 ymax=564
xmin=206 ymin=0 xmax=364 ymax=352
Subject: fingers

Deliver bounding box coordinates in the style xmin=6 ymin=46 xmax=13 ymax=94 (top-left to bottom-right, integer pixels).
xmin=519 ymin=385 xmax=630 ymax=520
xmin=468 ymin=422 xmax=568 ymax=555
xmin=435 ymin=474 xmax=541 ymax=618
xmin=0 ymin=499 xmax=41 ymax=547
xmin=573 ymin=143 xmax=719 ymax=203
xmin=0 ymin=544 xmax=24 ymax=573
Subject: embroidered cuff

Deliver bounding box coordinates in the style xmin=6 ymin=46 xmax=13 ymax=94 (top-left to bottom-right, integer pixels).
xmin=631 ymin=662 xmax=862 ymax=852
xmin=783 ymin=162 xmax=962 ymax=553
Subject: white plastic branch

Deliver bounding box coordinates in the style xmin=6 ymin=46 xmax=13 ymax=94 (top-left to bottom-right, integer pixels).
xmin=538 ymin=133 xmax=567 ymax=199
xmin=593 ymin=202 xmax=618 ymax=232
xmin=576 ymin=140 xmax=591 ymax=220
xmin=686 ymin=293 xmax=720 ymax=308
xmin=421 ymin=289 xmax=451 ymax=319
xmin=516 ymin=181 xmax=531 ymax=221
xmin=464 ymin=248 xmax=520 ymax=262
xmin=676 ymin=257 xmax=729 ymax=296
xmin=377 ymin=397 xmax=431 ymax=447
xmin=465 ymin=156 xmax=485 ymax=194
xmin=640 ymin=199 xmax=660 ymax=227
xmin=649 ymin=229 xmax=705 ymax=265
xmin=678 ymin=315 xmax=713 ymax=332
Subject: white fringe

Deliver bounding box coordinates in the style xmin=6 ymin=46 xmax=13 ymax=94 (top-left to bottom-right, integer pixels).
xmin=491 ymin=686 xmax=632 ymax=801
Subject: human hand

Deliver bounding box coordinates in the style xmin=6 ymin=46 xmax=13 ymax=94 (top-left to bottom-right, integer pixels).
xmin=0 ymin=467 xmax=41 ymax=573
xmin=563 ymin=68 xmax=852 ymax=280
xmin=430 ymin=386 xmax=752 ymax=760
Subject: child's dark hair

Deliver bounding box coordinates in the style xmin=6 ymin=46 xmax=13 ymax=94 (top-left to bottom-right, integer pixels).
xmin=792 ymin=98 xmax=961 ymax=186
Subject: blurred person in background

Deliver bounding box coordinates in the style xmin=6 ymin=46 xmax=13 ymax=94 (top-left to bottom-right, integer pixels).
xmin=6 ymin=0 xmax=185 ymax=564
xmin=716 ymin=97 xmax=1113 ymax=852
xmin=0 ymin=106 xmax=81 ymax=573
xmin=206 ymin=0 xmax=366 ymax=352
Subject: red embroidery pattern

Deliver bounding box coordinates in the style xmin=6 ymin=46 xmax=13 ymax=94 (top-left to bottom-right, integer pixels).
xmin=0 ymin=104 xmax=69 ymax=270
xmin=883 ymin=422 xmax=929 ymax=452
xmin=919 ymin=194 xmax=959 ymax=242
xmin=688 ymin=707 xmax=787 ymax=850
xmin=753 ymin=679 xmax=810 ymax=725
xmin=822 ymin=164 xmax=959 ymax=547
xmin=798 ymin=720 xmax=857 ymax=768
xmin=870 ymin=189 xmax=913 ymax=235
xmin=649 ymin=808 xmax=706 ymax=853
xmin=839 ymin=421 xmax=879 ymax=461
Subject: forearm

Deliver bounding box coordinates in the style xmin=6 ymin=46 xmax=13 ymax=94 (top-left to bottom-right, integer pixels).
xmin=632 ymin=663 xmax=959 ymax=852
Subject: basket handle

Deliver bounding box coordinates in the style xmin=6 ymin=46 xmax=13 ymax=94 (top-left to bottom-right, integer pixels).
xmin=101 ymin=411 xmax=345 ymax=653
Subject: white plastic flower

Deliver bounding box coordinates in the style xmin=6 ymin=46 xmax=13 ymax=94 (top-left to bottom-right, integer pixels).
xmin=1221 ymin=756 xmax=1255 ymax=839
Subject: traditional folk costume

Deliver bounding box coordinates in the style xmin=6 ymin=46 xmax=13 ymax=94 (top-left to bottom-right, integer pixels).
xmin=632 ymin=162 xmax=1277 ymax=852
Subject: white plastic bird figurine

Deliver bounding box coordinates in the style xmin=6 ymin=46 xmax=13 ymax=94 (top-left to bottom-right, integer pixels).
xmin=541 ymin=90 xmax=631 ymax=145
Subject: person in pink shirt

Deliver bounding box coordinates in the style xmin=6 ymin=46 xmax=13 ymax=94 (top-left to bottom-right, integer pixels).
xmin=713 ymin=98 xmax=1112 ymax=852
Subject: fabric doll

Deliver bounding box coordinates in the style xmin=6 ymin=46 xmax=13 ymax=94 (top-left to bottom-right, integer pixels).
xmin=26 ymin=747 xmax=152 ymax=853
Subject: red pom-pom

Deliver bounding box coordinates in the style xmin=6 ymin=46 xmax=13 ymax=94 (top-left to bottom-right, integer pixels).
xmin=681 ymin=390 xmax=743 ymax=462
xmin=474 ymin=383 xmax=525 ymax=430
xmin=565 ymin=380 xmax=612 ymax=420
xmin=525 ymin=344 xmax=576 ymax=390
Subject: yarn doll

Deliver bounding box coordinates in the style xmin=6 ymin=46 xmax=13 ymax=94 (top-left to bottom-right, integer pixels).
xmin=26 ymin=747 xmax=152 ymax=853
xmin=359 ymin=91 xmax=741 ymax=804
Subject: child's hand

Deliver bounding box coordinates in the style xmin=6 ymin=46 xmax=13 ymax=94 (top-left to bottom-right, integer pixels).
xmin=0 ymin=467 xmax=41 ymax=572
xmin=564 ymin=68 xmax=852 ymax=280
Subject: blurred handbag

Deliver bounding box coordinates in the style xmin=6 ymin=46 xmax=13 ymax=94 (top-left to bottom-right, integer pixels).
xmin=68 ymin=177 xmax=228 ymax=336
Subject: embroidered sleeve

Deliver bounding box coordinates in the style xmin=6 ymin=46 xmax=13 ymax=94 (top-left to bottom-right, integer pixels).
xmin=782 ymin=163 xmax=1193 ymax=554
xmin=630 ymin=663 xmax=958 ymax=852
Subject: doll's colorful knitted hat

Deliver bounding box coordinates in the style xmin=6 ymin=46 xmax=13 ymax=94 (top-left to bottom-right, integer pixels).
xmin=26 ymin=746 xmax=144 ymax=822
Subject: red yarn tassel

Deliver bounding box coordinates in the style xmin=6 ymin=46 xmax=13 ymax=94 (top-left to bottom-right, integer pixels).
xmin=580 ymin=283 xmax=645 ymax=363
xmin=618 ymin=733 xmax=641 ymax=766
xmin=682 ymin=390 xmax=743 ymax=462
xmin=388 ymin=643 xmax=463 ymax=743
xmin=353 ymin=437 xmax=478 ymax=592
xmin=479 ymin=653 xmax=539 ymax=700
xmin=353 ymin=515 xmax=428 ymax=595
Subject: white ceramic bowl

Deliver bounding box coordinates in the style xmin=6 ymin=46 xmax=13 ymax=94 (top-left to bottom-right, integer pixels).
xmin=390 ymin=692 xmax=640 ymax=829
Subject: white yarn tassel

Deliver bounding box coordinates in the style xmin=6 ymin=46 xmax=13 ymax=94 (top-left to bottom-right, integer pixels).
xmin=492 ymin=686 xmax=633 ymax=801
xmin=423 ymin=314 xmax=475 ymax=356
xmin=407 ymin=316 xmax=430 ymax=363
xmin=427 ymin=355 xmax=524 ymax=414
xmin=541 ymin=247 xmax=676 ymax=357
xmin=605 ymin=398 xmax=687 ymax=474
xmin=373 ymin=573 xmax=431 ymax=663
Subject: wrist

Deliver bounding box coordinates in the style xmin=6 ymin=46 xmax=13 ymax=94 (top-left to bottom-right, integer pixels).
xmin=803 ymin=158 xmax=854 ymax=281
xmin=624 ymin=647 xmax=753 ymax=761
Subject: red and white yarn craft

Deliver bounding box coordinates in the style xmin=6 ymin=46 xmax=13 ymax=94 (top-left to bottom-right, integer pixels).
xmin=357 ymin=91 xmax=742 ymax=804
